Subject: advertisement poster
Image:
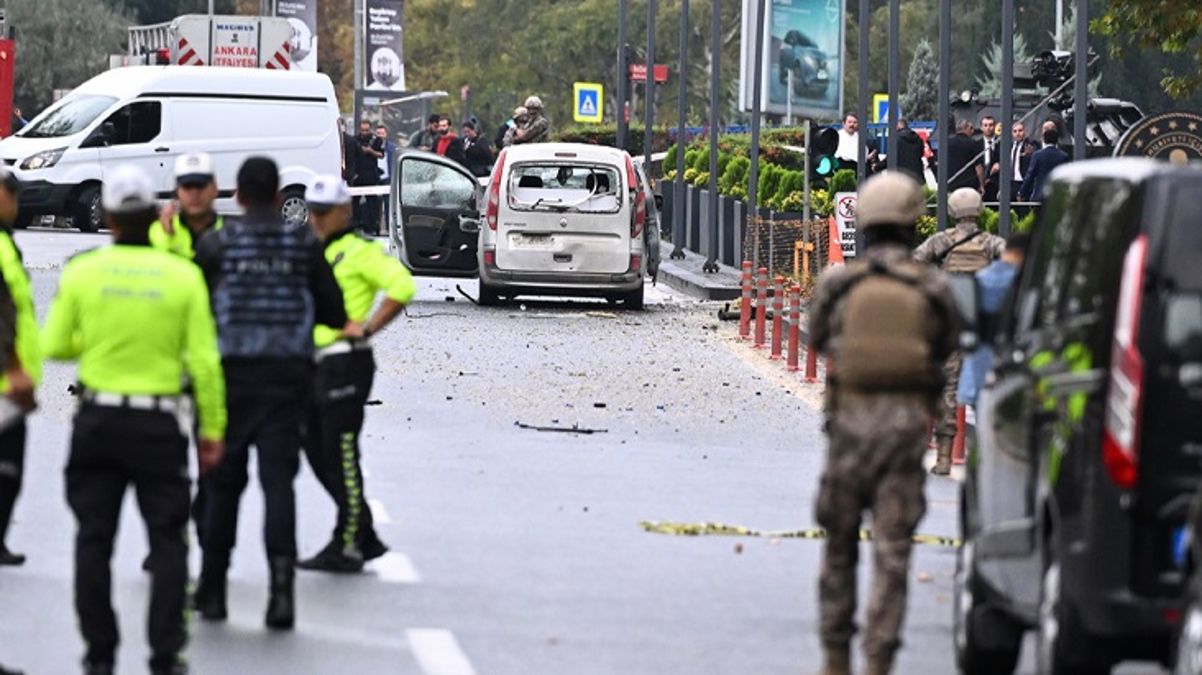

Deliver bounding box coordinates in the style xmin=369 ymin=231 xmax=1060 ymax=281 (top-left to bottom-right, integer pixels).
xmin=364 ymin=0 xmax=405 ymax=91
xmin=740 ymin=0 xmax=844 ymax=120
xmin=276 ymin=0 xmax=318 ymax=72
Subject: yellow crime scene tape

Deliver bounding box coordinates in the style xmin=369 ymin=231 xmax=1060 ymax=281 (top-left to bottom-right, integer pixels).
xmin=638 ymin=520 xmax=961 ymax=548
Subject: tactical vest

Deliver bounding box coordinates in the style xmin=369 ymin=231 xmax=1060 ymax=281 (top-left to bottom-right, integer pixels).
xmin=211 ymin=221 xmax=316 ymax=360
xmin=833 ymin=260 xmax=940 ymax=390
xmin=940 ymin=231 xmax=994 ymax=274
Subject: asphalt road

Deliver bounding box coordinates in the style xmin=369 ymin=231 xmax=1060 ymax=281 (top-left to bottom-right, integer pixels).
xmin=0 ymin=230 xmax=1163 ymax=674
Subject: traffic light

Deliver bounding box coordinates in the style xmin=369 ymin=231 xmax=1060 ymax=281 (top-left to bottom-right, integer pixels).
xmin=809 ymin=126 xmax=840 ymax=182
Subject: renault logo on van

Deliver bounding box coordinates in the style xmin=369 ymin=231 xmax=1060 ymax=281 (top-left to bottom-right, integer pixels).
xmin=559 ymin=218 xmax=568 ymax=229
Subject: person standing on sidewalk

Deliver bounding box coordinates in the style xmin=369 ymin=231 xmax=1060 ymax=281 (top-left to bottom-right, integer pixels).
xmin=0 ymin=167 xmax=39 ymax=568
xmin=297 ymin=176 xmax=416 ymax=572
xmin=809 ymin=172 xmax=957 ymax=675
xmin=42 ymin=165 xmax=226 ymax=675
xmin=913 ymin=187 xmax=1004 ymax=474
xmin=192 ymin=157 xmax=349 ymax=630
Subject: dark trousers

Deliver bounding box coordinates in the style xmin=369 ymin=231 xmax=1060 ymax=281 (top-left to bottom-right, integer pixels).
xmin=0 ymin=421 xmax=26 ymax=548
xmin=202 ymin=360 xmax=311 ymax=564
xmin=66 ymin=405 xmax=189 ymax=668
xmin=303 ymin=349 xmax=378 ymax=554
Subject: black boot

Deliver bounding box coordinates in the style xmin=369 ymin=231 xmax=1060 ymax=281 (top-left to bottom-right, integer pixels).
xmin=265 ymin=557 xmax=295 ymax=630
xmin=297 ymin=540 xmax=364 ymax=573
xmin=0 ymin=544 xmax=24 ymax=566
xmin=192 ymin=556 xmax=228 ymax=621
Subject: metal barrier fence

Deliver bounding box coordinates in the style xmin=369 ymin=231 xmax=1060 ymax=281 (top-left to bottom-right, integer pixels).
xmin=741 ymin=216 xmax=832 ymax=292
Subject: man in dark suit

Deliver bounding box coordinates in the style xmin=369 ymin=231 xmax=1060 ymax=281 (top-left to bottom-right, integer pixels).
xmin=946 ymin=119 xmax=983 ymax=192
xmin=1008 ymin=120 xmax=1037 ymax=202
xmin=1019 ymin=127 xmax=1070 ymax=203
xmin=893 ymin=118 xmax=926 ymax=183
xmin=980 ymin=115 xmax=1000 ymax=202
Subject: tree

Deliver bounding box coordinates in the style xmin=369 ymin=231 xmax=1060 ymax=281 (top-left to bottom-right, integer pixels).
xmin=900 ymin=38 xmax=936 ymax=121
xmin=10 ymin=0 xmax=131 ymax=112
xmin=975 ymin=32 xmax=1032 ymax=98
xmin=1097 ymin=0 xmax=1202 ymax=98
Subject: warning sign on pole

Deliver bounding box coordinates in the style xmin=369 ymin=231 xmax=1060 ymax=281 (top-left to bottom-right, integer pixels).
xmin=834 ymin=192 xmax=857 ymax=258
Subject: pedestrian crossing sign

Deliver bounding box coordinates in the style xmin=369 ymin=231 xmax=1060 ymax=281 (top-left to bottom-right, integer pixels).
xmin=573 ymin=82 xmax=604 ymax=123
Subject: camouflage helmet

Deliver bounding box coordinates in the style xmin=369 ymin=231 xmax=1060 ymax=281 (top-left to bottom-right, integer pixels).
xmin=948 ymin=187 xmax=983 ymax=221
xmin=513 ymin=106 xmax=529 ymax=118
xmin=524 ymin=95 xmax=544 ymax=110
xmin=856 ymin=171 xmax=925 ymax=229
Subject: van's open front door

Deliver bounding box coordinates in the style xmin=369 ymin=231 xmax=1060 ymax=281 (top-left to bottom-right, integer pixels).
xmin=391 ymin=150 xmax=481 ymax=278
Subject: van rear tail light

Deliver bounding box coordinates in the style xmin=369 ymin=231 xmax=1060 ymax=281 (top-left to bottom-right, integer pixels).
xmin=1102 ymin=234 xmax=1148 ymax=490
xmin=482 ymin=249 xmax=496 ymax=267
xmin=625 ymin=155 xmax=645 ymax=239
xmin=486 ymin=149 xmax=507 ymax=231
xmin=629 ymin=254 xmax=642 ymax=273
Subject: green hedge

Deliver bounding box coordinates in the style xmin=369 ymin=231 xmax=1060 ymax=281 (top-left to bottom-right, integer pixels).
xmin=552 ymin=124 xmax=674 ymax=156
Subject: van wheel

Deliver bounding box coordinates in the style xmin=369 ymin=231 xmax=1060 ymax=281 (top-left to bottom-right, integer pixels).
xmin=619 ymin=283 xmax=645 ymax=310
xmin=1037 ymin=558 xmax=1110 ymax=674
xmin=477 ymin=281 xmax=501 ymax=307
xmin=954 ymin=541 xmax=1022 ymax=675
xmin=1176 ymin=576 xmax=1202 ymax=675
xmin=280 ymin=187 xmax=308 ymax=227
xmin=73 ymin=185 xmax=102 ymax=233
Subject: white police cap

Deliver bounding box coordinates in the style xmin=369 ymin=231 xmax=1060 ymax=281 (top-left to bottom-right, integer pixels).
xmin=102 ymin=165 xmax=156 ymax=214
xmin=305 ymin=174 xmax=351 ymax=208
xmin=174 ymin=151 xmax=216 ymax=185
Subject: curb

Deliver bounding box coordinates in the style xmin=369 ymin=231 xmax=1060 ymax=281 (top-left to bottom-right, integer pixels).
xmin=658 ymin=262 xmax=743 ymax=301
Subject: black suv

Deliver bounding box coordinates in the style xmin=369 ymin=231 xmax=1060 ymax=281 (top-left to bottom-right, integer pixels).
xmin=954 ymin=159 xmax=1202 ymax=674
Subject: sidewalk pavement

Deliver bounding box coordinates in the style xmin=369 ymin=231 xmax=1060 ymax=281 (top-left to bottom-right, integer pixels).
xmin=656 ymin=243 xmax=742 ymax=301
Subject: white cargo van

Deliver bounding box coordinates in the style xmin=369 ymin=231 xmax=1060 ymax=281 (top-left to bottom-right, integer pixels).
xmin=0 ymin=66 xmax=342 ymax=231
xmin=391 ymin=143 xmax=657 ymax=308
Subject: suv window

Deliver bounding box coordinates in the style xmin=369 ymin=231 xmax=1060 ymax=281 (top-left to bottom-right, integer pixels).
xmin=1012 ymin=180 xmax=1080 ymax=338
xmin=1060 ymin=179 xmax=1136 ymax=319
xmin=1166 ymin=185 xmax=1202 ymax=291
xmin=103 ymin=101 xmax=162 ymax=145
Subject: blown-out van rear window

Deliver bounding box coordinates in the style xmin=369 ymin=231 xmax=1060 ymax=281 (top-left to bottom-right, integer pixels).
xmin=507 ymin=163 xmax=622 ymax=214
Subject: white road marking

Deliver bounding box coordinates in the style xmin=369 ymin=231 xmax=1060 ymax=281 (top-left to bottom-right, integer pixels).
xmin=407 ymin=628 xmax=476 ymax=675
xmin=369 ymin=498 xmax=392 ymax=524
xmin=370 ymin=551 xmax=421 ymax=584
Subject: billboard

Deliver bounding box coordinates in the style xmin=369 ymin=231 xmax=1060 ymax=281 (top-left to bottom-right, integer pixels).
xmin=739 ymin=0 xmax=845 ymax=120
xmin=363 ymin=0 xmax=405 ymax=91
xmin=276 ymin=0 xmax=318 ymax=73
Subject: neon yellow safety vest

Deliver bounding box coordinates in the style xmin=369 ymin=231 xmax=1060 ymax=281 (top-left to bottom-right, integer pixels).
xmin=149 ymin=214 xmax=224 ymax=259
xmin=314 ymin=229 xmax=416 ymax=348
xmin=0 ymin=230 xmax=40 ymax=392
xmin=41 ymin=244 xmax=226 ymax=439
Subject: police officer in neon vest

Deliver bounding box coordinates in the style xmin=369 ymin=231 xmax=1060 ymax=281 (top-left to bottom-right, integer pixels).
xmin=298 ymin=175 xmax=416 ymax=573
xmin=42 ymin=165 xmax=226 ymax=675
xmin=0 ymin=167 xmax=38 ymax=570
xmin=150 ymin=152 xmax=225 ymax=259
xmin=193 ymin=157 xmax=348 ymax=630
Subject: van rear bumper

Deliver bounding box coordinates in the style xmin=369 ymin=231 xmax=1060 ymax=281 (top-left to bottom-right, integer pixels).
xmin=18 ymin=180 xmax=74 ymax=216
xmin=480 ymin=265 xmax=643 ymax=295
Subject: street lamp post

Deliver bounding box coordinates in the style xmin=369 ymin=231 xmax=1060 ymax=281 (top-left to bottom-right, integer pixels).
xmin=618 ymin=0 xmax=629 ymax=150
xmin=887 ymin=0 xmax=899 ymax=170
xmin=644 ymin=0 xmax=656 ymax=172
xmin=703 ymin=0 xmax=720 ymax=274
xmin=936 ymin=0 xmax=950 ymax=230
xmin=857 ymin=0 xmax=869 ymax=184
xmin=671 ymin=0 xmax=689 ymax=260
xmin=999 ymin=0 xmax=1014 ymax=236
xmin=747 ymin=0 xmax=767 ymax=271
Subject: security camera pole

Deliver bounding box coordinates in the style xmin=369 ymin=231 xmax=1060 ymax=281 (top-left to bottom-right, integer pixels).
xmin=998 ymin=0 xmax=1014 ymax=236
xmin=617 ymin=0 xmax=629 ymax=150
xmin=353 ymin=0 xmax=363 ymax=124
xmin=1074 ymin=1 xmax=1088 ymax=160
xmin=747 ymin=0 xmax=766 ymax=253
xmin=887 ymin=0 xmax=899 ymax=170
xmin=644 ymin=0 xmax=656 ymax=173
xmin=857 ymin=0 xmax=869 ymax=184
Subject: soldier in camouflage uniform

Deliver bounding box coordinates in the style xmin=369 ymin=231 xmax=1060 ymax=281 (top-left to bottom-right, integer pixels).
xmin=912 ymin=188 xmax=1004 ymax=474
xmin=810 ymin=172 xmax=958 ymax=675
xmin=512 ymin=96 xmax=550 ymax=145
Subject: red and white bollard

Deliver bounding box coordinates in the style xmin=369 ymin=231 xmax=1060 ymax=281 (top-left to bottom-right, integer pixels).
xmin=804 ymin=339 xmax=820 ymax=383
xmin=753 ymin=267 xmax=768 ymax=349
xmin=770 ymin=275 xmax=785 ymax=360
xmin=952 ymin=405 xmax=968 ymax=465
xmin=738 ymin=261 xmax=753 ymax=340
xmin=786 ymin=285 xmax=801 ymax=372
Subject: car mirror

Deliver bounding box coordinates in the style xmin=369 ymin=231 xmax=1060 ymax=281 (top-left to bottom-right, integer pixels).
xmin=948 ymin=274 xmax=980 ymax=351
xmin=654 ymin=193 xmax=664 ymax=211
